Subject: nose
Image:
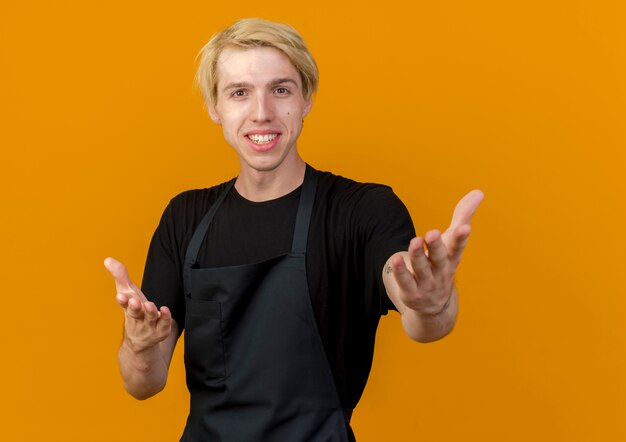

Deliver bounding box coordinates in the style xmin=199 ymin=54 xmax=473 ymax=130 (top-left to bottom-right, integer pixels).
xmin=250 ymin=92 xmax=274 ymax=122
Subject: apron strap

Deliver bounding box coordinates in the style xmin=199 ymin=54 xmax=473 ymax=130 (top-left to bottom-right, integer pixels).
xmin=183 ymin=178 xmax=236 ymax=295
xmin=342 ymin=408 xmax=353 ymax=424
xmin=182 ymin=164 xmax=318 ymax=294
xmin=291 ymin=164 xmax=318 ymax=254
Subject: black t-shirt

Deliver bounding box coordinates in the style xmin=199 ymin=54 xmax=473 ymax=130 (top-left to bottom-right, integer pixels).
xmin=141 ymin=168 xmax=415 ymax=409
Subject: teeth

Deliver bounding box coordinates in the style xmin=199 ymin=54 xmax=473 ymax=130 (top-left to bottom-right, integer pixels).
xmin=248 ymin=134 xmax=278 ymax=144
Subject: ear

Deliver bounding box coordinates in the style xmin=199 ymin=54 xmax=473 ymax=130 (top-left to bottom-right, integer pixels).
xmin=302 ymin=96 xmax=313 ymax=118
xmin=208 ymin=105 xmax=221 ymax=124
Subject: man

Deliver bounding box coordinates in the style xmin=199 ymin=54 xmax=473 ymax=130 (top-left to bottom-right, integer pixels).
xmin=105 ymin=18 xmax=483 ymax=441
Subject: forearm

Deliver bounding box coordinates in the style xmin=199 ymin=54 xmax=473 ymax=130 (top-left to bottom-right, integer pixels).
xmin=118 ymin=320 xmax=178 ymax=400
xmin=400 ymin=285 xmax=458 ymax=342
xmin=118 ymin=338 xmax=170 ymax=400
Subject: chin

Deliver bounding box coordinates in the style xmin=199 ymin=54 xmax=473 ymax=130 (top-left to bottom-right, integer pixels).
xmin=242 ymin=157 xmax=284 ymax=173
xmin=240 ymin=149 xmax=297 ymax=174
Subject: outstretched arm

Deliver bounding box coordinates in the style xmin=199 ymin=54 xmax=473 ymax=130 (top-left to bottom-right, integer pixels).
xmin=383 ymin=190 xmax=484 ymax=342
xmin=105 ymin=257 xmax=179 ymax=399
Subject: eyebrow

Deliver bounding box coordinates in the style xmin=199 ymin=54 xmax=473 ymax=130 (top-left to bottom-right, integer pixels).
xmin=222 ymin=78 xmax=298 ymax=92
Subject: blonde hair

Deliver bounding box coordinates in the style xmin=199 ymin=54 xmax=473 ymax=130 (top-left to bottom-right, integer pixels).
xmin=194 ymin=18 xmax=319 ymax=109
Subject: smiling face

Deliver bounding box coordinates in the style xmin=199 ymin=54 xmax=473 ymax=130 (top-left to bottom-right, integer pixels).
xmin=209 ymin=46 xmax=312 ymax=176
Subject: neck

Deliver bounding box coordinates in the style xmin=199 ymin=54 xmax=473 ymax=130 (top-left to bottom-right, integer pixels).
xmin=235 ymin=155 xmax=306 ymax=202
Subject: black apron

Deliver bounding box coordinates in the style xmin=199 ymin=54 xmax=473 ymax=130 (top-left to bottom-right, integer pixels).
xmin=181 ymin=165 xmax=353 ymax=441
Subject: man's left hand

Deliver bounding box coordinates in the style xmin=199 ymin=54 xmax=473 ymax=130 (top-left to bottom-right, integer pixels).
xmin=389 ymin=189 xmax=484 ymax=316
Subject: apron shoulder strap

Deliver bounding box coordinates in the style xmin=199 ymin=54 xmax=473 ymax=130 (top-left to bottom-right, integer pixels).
xmin=183 ymin=165 xmax=317 ymax=294
xmin=291 ymin=164 xmax=318 ymax=254
xmin=183 ymin=178 xmax=236 ymax=295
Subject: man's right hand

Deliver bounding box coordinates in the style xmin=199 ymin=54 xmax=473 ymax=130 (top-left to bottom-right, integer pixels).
xmin=104 ymin=257 xmax=173 ymax=353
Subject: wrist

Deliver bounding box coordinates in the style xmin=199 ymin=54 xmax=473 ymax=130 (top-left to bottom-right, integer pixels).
xmin=120 ymin=340 xmax=163 ymax=373
xmin=121 ymin=335 xmax=158 ymax=356
xmin=415 ymin=286 xmax=456 ymax=317
xmin=431 ymin=292 xmax=453 ymax=316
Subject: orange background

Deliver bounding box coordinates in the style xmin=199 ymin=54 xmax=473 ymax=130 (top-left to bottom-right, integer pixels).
xmin=1 ymin=1 xmax=625 ymax=440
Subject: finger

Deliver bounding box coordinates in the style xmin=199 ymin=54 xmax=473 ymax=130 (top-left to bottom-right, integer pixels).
xmin=449 ymin=190 xmax=484 ymax=231
xmin=448 ymin=224 xmax=472 ymax=268
xmin=116 ymin=293 xmax=129 ymax=309
xmin=143 ymin=301 xmax=159 ymax=327
xmin=104 ymin=257 xmax=131 ymax=290
xmin=408 ymin=237 xmax=433 ymax=283
xmin=424 ymin=230 xmax=448 ymax=273
xmin=391 ymin=254 xmax=418 ymax=295
xmin=156 ymin=306 xmax=173 ymax=336
xmin=126 ymin=296 xmax=145 ymax=320
xmin=104 ymin=257 xmax=147 ymax=302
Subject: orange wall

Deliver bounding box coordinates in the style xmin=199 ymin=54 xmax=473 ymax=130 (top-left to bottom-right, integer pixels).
xmin=1 ymin=1 xmax=624 ymax=440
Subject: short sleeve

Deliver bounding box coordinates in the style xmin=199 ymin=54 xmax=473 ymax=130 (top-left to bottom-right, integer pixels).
xmin=353 ymin=186 xmax=415 ymax=316
xmin=141 ymin=199 xmax=186 ymax=333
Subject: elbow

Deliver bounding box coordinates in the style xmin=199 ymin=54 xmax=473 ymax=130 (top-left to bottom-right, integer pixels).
xmin=124 ymin=381 xmax=165 ymax=401
xmin=406 ymin=325 xmax=454 ymax=343
xmin=402 ymin=311 xmax=456 ymax=343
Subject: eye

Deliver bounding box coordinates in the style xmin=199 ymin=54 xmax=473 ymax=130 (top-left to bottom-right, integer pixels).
xmin=274 ymin=87 xmax=290 ymax=95
xmin=231 ymin=89 xmax=247 ymax=97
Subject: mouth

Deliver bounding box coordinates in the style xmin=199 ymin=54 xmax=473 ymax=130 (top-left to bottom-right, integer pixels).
xmin=245 ymin=132 xmax=281 ymax=152
xmin=247 ymin=133 xmax=278 ymax=144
